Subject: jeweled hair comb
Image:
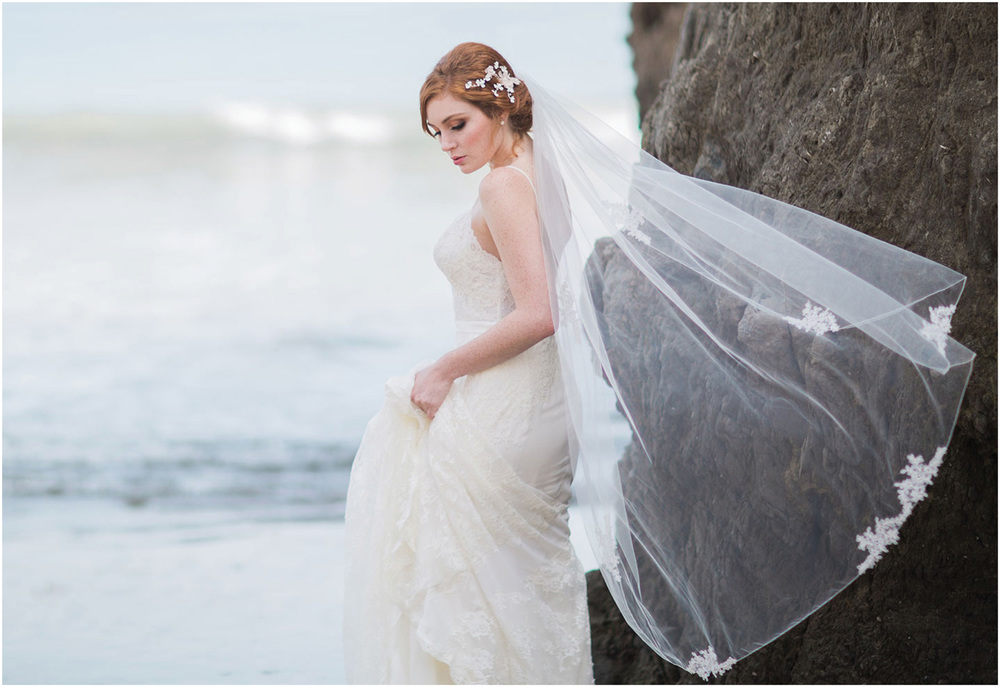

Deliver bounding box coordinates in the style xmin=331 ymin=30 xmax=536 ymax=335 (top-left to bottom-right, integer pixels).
xmin=464 ymin=61 xmax=520 ymax=104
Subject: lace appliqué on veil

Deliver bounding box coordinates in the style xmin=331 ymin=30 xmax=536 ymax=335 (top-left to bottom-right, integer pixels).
xmin=919 ymin=304 xmax=956 ymax=355
xmin=592 ymin=509 xmax=623 ymax=584
xmin=856 ymin=446 xmax=946 ymax=574
xmin=557 ymin=275 xmax=583 ymax=339
xmin=687 ymin=645 xmax=737 ymax=680
xmin=783 ymin=302 xmax=840 ymax=336
xmin=607 ymin=202 xmax=652 ymax=246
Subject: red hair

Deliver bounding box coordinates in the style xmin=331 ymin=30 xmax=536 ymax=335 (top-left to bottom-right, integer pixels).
xmin=419 ymin=42 xmax=533 ymax=143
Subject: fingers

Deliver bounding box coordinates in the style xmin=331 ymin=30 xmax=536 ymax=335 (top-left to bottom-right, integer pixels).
xmin=410 ymin=367 xmax=447 ymax=420
xmin=409 ymin=391 xmax=436 ymax=419
xmin=417 ymin=399 xmax=437 ymax=419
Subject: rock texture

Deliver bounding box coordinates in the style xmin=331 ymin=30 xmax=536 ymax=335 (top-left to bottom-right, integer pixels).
xmin=588 ymin=3 xmax=997 ymax=683
xmin=628 ymin=3 xmax=689 ymax=118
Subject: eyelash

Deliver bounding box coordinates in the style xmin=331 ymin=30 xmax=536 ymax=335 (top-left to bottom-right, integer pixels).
xmin=433 ymin=122 xmax=465 ymax=138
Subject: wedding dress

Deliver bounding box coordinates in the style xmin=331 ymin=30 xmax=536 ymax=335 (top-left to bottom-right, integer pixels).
xmin=343 ymin=167 xmax=594 ymax=684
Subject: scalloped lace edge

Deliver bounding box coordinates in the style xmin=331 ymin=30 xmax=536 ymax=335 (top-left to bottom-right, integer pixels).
xmin=856 ymin=446 xmax=946 ymax=574
xmin=687 ymin=645 xmax=737 ymax=680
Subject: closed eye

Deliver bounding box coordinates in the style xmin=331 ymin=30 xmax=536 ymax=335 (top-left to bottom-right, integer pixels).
xmin=429 ymin=121 xmax=465 ymax=138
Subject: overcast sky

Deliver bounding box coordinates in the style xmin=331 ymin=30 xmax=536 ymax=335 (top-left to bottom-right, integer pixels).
xmin=3 ymin=2 xmax=637 ymax=115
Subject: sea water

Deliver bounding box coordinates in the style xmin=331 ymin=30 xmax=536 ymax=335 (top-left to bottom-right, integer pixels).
xmin=3 ymin=103 xmax=636 ymax=518
xmin=4 ymin=108 xmax=464 ymax=513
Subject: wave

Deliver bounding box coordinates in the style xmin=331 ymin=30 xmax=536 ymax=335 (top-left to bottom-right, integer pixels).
xmin=3 ymin=104 xmax=410 ymax=147
xmin=209 ymin=101 xmax=400 ymax=145
xmin=4 ymin=100 xmax=639 ymax=147
xmin=2 ymin=438 xmax=358 ymax=513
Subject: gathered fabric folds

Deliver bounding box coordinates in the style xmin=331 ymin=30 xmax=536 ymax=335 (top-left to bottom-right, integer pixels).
xmin=344 ymin=364 xmax=592 ymax=684
xmin=344 ymin=206 xmax=594 ymax=684
xmin=526 ymin=76 xmax=975 ymax=678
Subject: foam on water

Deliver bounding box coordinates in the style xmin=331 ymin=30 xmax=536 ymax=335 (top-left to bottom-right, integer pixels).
xmin=210 ymin=101 xmax=400 ymax=146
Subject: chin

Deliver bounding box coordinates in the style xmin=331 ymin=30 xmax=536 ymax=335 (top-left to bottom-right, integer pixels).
xmin=459 ymin=158 xmax=486 ymax=174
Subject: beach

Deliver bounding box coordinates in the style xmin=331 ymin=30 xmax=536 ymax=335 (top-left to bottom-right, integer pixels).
xmin=3 ymin=7 xmax=633 ymax=680
xmin=3 ymin=497 xmax=598 ymax=684
xmin=4 ymin=498 xmax=346 ymax=684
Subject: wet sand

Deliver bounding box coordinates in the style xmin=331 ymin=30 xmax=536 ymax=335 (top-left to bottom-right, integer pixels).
xmin=4 ymin=499 xmax=346 ymax=684
xmin=3 ymin=497 xmax=597 ymax=684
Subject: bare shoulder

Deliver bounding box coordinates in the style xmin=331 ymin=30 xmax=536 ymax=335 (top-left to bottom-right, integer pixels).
xmin=478 ymin=165 xmax=535 ymax=211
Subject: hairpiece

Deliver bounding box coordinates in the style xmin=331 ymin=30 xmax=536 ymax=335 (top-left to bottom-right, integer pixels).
xmin=465 ymin=61 xmax=520 ymax=104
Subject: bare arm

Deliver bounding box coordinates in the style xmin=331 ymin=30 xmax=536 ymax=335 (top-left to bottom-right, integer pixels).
xmin=410 ymin=167 xmax=553 ymax=417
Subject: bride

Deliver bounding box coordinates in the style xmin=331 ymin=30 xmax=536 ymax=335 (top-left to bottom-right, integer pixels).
xmin=343 ymin=43 xmax=593 ymax=684
xmin=345 ymin=42 xmax=974 ymax=684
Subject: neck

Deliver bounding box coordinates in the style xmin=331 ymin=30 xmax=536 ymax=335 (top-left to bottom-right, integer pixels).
xmin=490 ymin=130 xmax=519 ymax=169
xmin=493 ymin=135 xmax=533 ymax=170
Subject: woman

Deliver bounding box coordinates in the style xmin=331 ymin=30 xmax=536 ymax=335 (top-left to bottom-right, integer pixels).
xmin=344 ymin=43 xmax=594 ymax=684
xmin=345 ymin=42 xmax=974 ymax=683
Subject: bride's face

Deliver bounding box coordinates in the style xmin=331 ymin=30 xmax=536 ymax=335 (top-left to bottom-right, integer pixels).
xmin=425 ymin=93 xmax=500 ymax=174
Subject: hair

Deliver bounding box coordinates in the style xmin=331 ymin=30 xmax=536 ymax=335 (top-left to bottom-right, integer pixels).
xmin=419 ymin=42 xmax=533 ymax=143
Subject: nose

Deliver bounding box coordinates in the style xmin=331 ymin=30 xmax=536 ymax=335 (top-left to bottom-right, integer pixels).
xmin=439 ymin=133 xmax=457 ymax=152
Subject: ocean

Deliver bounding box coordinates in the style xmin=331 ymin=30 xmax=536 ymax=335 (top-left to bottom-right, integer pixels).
xmin=3 ymin=102 xmax=638 ymax=519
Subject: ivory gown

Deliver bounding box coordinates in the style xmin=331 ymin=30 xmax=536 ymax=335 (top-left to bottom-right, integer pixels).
xmin=343 ymin=174 xmax=595 ymax=684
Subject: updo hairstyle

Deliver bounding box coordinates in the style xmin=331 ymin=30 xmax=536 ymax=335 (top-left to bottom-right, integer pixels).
xmin=419 ymin=42 xmax=533 ymax=144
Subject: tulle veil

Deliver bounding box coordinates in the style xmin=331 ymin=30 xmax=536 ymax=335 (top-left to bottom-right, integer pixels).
xmin=523 ymin=73 xmax=974 ymax=678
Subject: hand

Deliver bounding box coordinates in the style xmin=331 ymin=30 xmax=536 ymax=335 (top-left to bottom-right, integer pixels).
xmin=410 ymin=362 xmax=455 ymax=420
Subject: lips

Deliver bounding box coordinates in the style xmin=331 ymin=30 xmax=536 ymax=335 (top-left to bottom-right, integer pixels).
xmin=452 ymin=155 xmax=466 ymax=165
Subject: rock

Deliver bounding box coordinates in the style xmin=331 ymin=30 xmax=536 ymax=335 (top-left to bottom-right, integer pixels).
xmin=628 ymin=3 xmax=689 ymax=118
xmin=587 ymin=3 xmax=997 ymax=683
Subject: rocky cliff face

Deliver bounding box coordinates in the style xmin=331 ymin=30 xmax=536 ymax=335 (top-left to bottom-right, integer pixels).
xmin=627 ymin=3 xmax=688 ymax=117
xmin=587 ymin=3 xmax=997 ymax=683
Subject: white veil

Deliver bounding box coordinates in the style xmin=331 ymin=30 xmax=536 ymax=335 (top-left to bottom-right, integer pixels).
xmin=525 ymin=75 xmax=975 ymax=678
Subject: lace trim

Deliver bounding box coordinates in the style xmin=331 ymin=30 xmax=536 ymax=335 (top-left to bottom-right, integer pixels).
xmin=687 ymin=645 xmax=737 ymax=680
xmin=919 ymin=304 xmax=955 ymax=355
xmin=608 ymin=201 xmax=652 ymax=246
xmin=593 ymin=508 xmax=623 ymax=584
xmin=557 ymin=275 xmax=583 ymax=340
xmin=856 ymin=446 xmax=946 ymax=574
xmin=784 ymin=301 xmax=840 ymax=336
xmin=464 ymin=213 xmax=503 ymax=266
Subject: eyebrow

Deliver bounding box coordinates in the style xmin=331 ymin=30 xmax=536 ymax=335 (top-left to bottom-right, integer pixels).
xmin=427 ymin=112 xmax=468 ymax=129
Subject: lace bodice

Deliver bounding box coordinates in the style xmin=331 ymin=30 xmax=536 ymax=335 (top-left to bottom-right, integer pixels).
xmin=430 ymin=194 xmax=563 ymax=473
xmin=433 ymin=207 xmax=516 ymax=325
